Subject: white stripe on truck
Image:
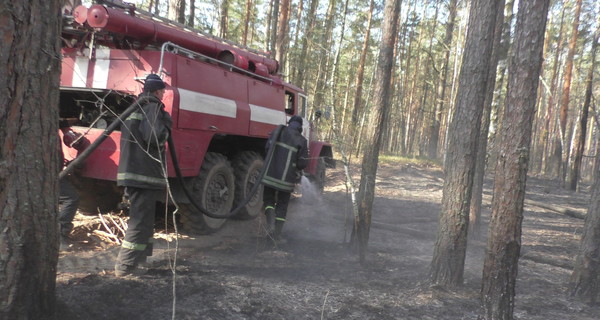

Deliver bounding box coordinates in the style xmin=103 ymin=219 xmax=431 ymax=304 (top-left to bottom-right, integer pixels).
xmin=179 ymin=88 xmax=237 ymax=118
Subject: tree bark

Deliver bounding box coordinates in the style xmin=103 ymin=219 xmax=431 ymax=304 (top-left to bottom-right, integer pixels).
xmin=350 ymin=0 xmax=375 ymax=127
xmin=558 ymin=0 xmax=582 ymax=182
xmin=189 ymin=0 xmax=196 ymax=27
xmin=242 ymin=0 xmax=253 ymax=46
xmin=428 ymin=0 xmax=457 ymax=160
xmin=481 ymin=0 xmax=550 ymax=318
xmin=469 ymin=0 xmax=506 ymax=237
xmin=566 ymin=21 xmax=599 ymax=190
xmin=269 ymin=0 xmax=280 ymax=57
xmin=0 ymin=0 xmax=62 ymax=317
xmin=168 ymin=0 xmax=185 ymax=24
xmin=294 ymin=0 xmax=318 ymax=89
xmin=430 ymin=0 xmax=499 ymax=287
xmin=275 ymin=0 xmax=290 ymax=69
xmin=541 ymin=5 xmax=566 ymax=178
xmin=311 ymin=0 xmax=337 ymax=111
xmin=219 ymin=0 xmax=230 ymax=39
xmin=355 ymin=0 xmax=401 ymax=263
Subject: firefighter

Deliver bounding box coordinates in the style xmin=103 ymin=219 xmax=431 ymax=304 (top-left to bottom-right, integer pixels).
xmin=262 ymin=115 xmax=309 ymax=241
xmin=58 ymin=121 xmax=88 ymax=250
xmin=114 ymin=74 xmax=172 ymax=277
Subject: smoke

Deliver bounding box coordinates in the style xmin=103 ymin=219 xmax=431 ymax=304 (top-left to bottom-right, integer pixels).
xmin=285 ymin=178 xmax=350 ymax=243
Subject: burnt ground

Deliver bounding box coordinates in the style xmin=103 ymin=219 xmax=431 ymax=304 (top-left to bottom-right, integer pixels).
xmin=55 ymin=162 xmax=600 ymax=319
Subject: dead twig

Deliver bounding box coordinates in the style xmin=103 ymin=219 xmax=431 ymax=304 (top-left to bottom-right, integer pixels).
xmin=321 ymin=290 xmax=330 ymax=320
xmin=107 ymin=213 xmax=126 ymax=236
xmin=98 ymin=213 xmax=121 ymax=243
xmin=118 ymin=216 xmax=128 ymax=232
xmin=92 ymin=229 xmax=121 ymax=244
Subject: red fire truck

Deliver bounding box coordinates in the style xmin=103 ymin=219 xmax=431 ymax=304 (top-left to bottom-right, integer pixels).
xmin=59 ymin=0 xmax=334 ymax=234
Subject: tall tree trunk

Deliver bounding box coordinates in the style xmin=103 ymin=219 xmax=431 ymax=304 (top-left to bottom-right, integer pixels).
xmin=570 ymin=126 xmax=600 ymax=304
xmin=189 ymin=0 xmax=195 ymax=27
xmin=487 ymin=0 xmax=515 ymax=170
xmin=566 ymin=21 xmax=600 ymax=190
xmin=350 ymin=0 xmax=375 ymax=127
xmin=219 ymin=0 xmax=230 ymax=39
xmin=542 ymin=5 xmax=566 ymax=178
xmin=0 ymin=0 xmax=62 ymax=317
xmin=242 ymin=0 xmax=253 ymax=46
xmin=355 ymin=0 xmax=401 ymax=263
xmin=275 ymin=0 xmax=290 ymax=69
xmin=558 ymin=0 xmax=583 ymax=182
xmin=154 ymin=0 xmax=160 ymax=15
xmin=428 ymin=0 xmax=458 ymax=160
xmin=311 ymin=0 xmax=337 ymax=111
xmin=168 ymin=0 xmax=185 ymax=24
xmin=177 ymin=0 xmax=185 ymax=24
xmin=270 ymin=0 xmax=280 ymax=57
xmin=430 ymin=0 xmax=499 ymax=288
xmin=294 ymin=0 xmax=319 ymax=89
xmin=469 ymin=0 xmax=506 ymax=236
xmin=481 ymin=0 xmax=550 ymax=318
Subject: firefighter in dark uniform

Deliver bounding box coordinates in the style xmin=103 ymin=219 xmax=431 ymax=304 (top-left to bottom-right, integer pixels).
xmin=262 ymin=115 xmax=309 ymax=240
xmin=114 ymin=74 xmax=172 ymax=277
xmin=58 ymin=121 xmax=88 ymax=250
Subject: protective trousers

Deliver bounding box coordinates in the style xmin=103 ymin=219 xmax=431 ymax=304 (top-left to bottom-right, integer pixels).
xmin=59 ymin=178 xmax=80 ymax=236
xmin=116 ymin=187 xmax=162 ymax=268
xmin=263 ymin=186 xmax=291 ymax=233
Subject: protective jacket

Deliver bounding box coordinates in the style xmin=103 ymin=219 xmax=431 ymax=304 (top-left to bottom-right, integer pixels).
xmin=262 ymin=122 xmax=309 ymax=192
xmin=117 ymin=92 xmax=172 ymax=189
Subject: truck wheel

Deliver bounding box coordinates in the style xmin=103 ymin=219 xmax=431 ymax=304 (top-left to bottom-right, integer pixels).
xmin=76 ymin=178 xmax=122 ymax=214
xmin=179 ymin=152 xmax=235 ymax=234
xmin=232 ymin=151 xmax=264 ymax=220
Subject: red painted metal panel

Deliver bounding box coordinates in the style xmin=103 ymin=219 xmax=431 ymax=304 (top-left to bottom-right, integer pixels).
xmin=62 ymin=127 xmax=121 ymax=181
xmin=248 ymin=80 xmax=285 ymax=137
xmin=60 ymin=49 xmax=76 ymax=87
xmin=175 ymin=56 xmax=250 ymax=136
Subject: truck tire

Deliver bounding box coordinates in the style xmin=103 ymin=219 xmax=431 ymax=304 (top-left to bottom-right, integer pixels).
xmin=232 ymin=151 xmax=264 ymax=220
xmin=179 ymin=152 xmax=235 ymax=234
xmin=76 ymin=177 xmax=122 ymax=214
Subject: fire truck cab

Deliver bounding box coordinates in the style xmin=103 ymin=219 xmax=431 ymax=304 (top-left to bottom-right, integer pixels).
xmin=59 ymin=0 xmax=334 ymax=234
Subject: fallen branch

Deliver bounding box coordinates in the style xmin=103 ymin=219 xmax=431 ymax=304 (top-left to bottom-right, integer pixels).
xmin=93 ymin=229 xmax=121 ymax=244
xmin=524 ymin=199 xmax=586 ymax=219
xmin=118 ymin=217 xmax=128 ymax=232
xmin=98 ymin=213 xmax=123 ymax=244
xmin=107 ymin=213 xmax=126 ymax=236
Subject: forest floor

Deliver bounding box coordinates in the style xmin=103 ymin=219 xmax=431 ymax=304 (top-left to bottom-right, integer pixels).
xmin=55 ymin=160 xmax=600 ymax=319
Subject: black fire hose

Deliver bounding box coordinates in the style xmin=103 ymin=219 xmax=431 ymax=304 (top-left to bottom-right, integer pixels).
xmin=59 ymin=97 xmax=149 ymax=180
xmin=167 ymin=124 xmax=283 ymax=219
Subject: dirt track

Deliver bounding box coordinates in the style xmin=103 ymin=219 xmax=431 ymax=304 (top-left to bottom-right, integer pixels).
xmin=55 ymin=162 xmax=600 ymax=319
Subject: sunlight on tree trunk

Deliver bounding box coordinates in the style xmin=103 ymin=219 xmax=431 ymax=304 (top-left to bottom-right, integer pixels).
xmin=568 ymin=18 xmax=600 ymax=304
xmin=558 ymin=0 xmax=582 ymax=183
xmin=469 ymin=0 xmax=506 ymax=237
xmin=481 ymin=0 xmax=550 ymax=318
xmin=0 ymin=0 xmax=62 ymax=317
xmin=430 ymin=0 xmax=499 ymax=288
xmin=354 ymin=0 xmax=401 ymax=263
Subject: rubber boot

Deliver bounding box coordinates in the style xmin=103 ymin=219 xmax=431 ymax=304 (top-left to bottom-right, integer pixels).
xmin=265 ymin=207 xmax=275 ymax=234
xmin=273 ymin=220 xmax=285 ymax=240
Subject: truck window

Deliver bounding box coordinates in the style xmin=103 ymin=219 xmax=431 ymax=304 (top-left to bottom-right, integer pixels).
xmin=285 ymin=91 xmax=294 ymax=115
